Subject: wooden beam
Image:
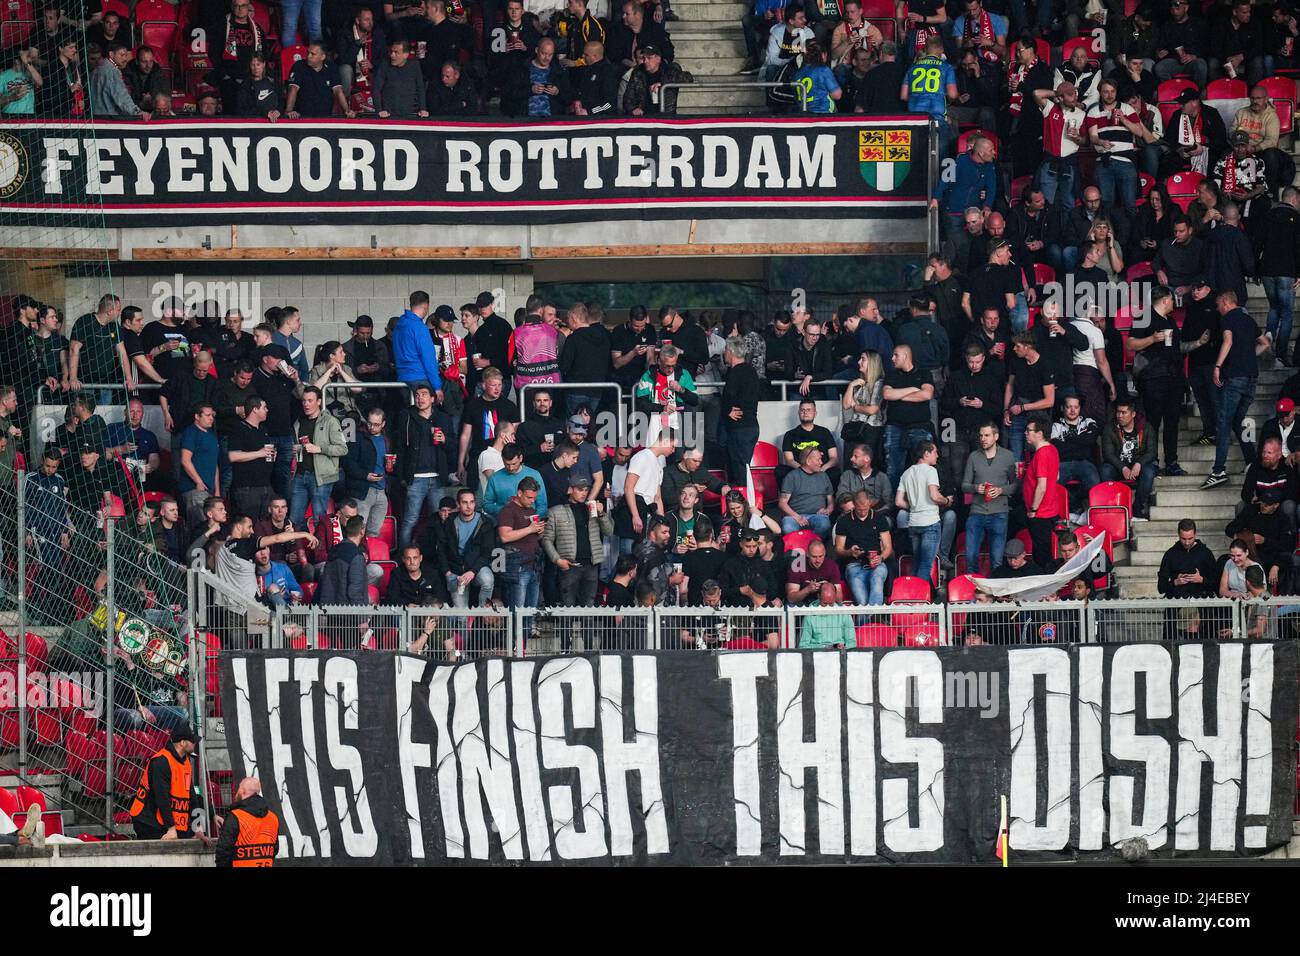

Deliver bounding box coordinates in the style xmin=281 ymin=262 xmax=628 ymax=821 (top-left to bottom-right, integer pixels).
xmin=129 ymin=246 xmax=523 ymax=260
xmin=529 ymin=242 xmax=925 ymax=258
xmin=0 ymin=248 xmax=119 ymax=261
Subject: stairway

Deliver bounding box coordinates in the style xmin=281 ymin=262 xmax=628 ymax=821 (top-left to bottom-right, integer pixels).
xmin=668 ymin=0 xmax=768 ymax=114
xmin=1112 ymin=311 xmax=1293 ymax=598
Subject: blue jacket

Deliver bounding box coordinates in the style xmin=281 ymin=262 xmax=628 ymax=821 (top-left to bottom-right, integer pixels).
xmin=856 ymin=320 xmax=895 ymax=368
xmin=934 ymin=153 xmax=997 ymax=217
xmin=258 ymin=561 xmax=302 ymax=608
xmin=391 ymin=310 xmax=443 ymax=390
xmin=482 ymin=465 xmax=549 ymax=518
xmin=271 ymin=330 xmax=310 ymax=378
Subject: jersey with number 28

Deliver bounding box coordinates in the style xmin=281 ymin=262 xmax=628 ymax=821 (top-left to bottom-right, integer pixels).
xmin=905 ymin=55 xmax=955 ymax=122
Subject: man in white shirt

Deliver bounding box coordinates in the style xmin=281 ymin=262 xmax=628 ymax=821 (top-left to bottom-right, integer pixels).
xmin=1070 ymin=306 xmax=1117 ymax=423
xmin=894 ymin=440 xmax=956 ymax=583
xmin=615 ymin=433 xmax=676 ymax=552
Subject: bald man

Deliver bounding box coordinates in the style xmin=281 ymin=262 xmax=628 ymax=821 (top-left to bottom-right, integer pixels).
xmin=214 ymin=777 xmax=280 ymax=867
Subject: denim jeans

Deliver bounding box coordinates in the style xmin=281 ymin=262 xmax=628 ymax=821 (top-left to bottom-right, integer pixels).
xmin=270 ymin=435 xmax=295 ymax=499
xmin=503 ymin=567 xmax=540 ymax=611
xmin=1057 ymin=459 xmax=1100 ymax=511
xmin=1008 ymin=413 xmax=1027 ymax=461
xmin=279 ymin=0 xmax=322 ymax=45
xmin=1187 ymin=365 xmax=1218 ymax=437
xmin=966 ymin=511 xmax=1008 ymax=569
xmin=1037 ymin=155 xmax=1078 ymax=212
xmin=289 ymin=471 xmax=334 ymax=533
xmin=1010 ymin=292 xmax=1029 ymax=335
xmin=1263 ymin=276 xmax=1296 ymax=363
xmin=400 ymin=477 xmax=445 ymax=548
xmin=218 ymin=435 xmax=231 ymax=495
xmin=113 ymin=705 xmax=190 ymax=733
xmin=1212 ymin=375 xmax=1257 ymax=474
xmin=780 ymin=513 xmax=832 ymax=536
xmin=1094 ymin=157 xmax=1138 ymax=217
xmin=1154 ymin=55 xmax=1208 ymax=89
xmin=1100 ymin=462 xmax=1156 ymax=513
xmin=725 ymin=425 xmax=759 ymax=486
xmin=445 ymin=567 xmax=495 ymax=607
xmin=885 ymin=424 xmax=933 ymax=489
xmin=909 ymin=522 xmax=942 ymax=586
xmin=845 ymin=561 xmax=889 ymax=605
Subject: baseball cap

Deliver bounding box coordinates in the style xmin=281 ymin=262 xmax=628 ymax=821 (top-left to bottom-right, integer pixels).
xmin=259 ymin=343 xmax=291 ymax=360
xmin=438 ymin=496 xmax=456 ymax=510
xmin=1278 ymin=398 xmax=1296 ymax=414
xmin=566 ymin=415 xmax=588 ymax=434
xmin=171 ymin=725 xmax=198 ymax=744
xmin=569 ymin=475 xmax=592 ymax=489
xmin=77 ymin=441 xmax=98 ymax=454
xmin=641 ymin=44 xmax=661 ymax=56
xmin=1004 ymin=538 xmax=1026 ymax=558
xmin=348 ymin=314 xmax=374 ymax=329
xmin=432 ymin=304 xmax=456 ymax=324
xmin=1231 ymin=129 xmax=1251 ymax=145
xmin=475 ymin=291 xmax=496 ymax=309
xmin=1177 ymin=88 xmax=1201 ymax=104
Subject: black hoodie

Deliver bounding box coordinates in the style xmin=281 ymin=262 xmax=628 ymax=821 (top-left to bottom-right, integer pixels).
xmin=215 ymin=793 xmax=275 ymax=867
xmin=1157 ymin=539 xmax=1218 ymax=598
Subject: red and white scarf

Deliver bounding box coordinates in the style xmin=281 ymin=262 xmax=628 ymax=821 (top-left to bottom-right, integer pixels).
xmin=222 ymin=13 xmax=262 ymax=62
xmin=1008 ymin=59 xmax=1033 ymax=115
xmin=1177 ymin=111 xmax=1210 ymax=174
xmin=963 ymin=8 xmax=998 ymax=63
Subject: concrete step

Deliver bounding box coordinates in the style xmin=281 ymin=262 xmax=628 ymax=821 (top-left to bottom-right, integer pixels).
xmin=1151 ymin=488 xmax=1241 ymax=507
xmin=670 ymin=0 xmax=751 ymax=19
xmin=673 ymin=36 xmax=749 ymax=60
xmin=1153 ymin=472 xmax=1241 ymax=489
xmin=1130 ymin=525 xmax=1230 ymax=548
xmin=685 ymin=54 xmax=752 ymax=76
xmin=677 ymin=85 xmax=768 ymax=111
xmin=1168 ymin=444 xmax=1251 ymax=464
xmin=1148 ymin=503 xmax=1238 ymax=520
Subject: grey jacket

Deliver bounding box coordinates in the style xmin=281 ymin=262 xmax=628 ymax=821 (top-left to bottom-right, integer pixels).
xmin=294 ymin=410 xmax=348 ymax=486
xmin=91 ymin=61 xmax=140 ymax=117
xmin=961 ymin=446 xmax=1019 ymax=515
xmin=373 ymin=57 xmax=426 ymax=117
xmin=542 ymin=502 xmax=613 ymax=564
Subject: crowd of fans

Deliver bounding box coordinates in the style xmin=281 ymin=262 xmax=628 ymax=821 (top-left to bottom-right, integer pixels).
xmin=4 ymin=253 xmax=1298 ymax=657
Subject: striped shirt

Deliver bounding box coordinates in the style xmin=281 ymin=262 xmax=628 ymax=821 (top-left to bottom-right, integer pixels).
xmin=1085 ymin=101 xmax=1141 ymax=163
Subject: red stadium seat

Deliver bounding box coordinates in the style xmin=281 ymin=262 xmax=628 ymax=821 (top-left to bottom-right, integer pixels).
xmin=102 ymin=0 xmax=129 ymax=15
xmin=866 ymin=17 xmax=895 ymax=40
xmin=0 ymin=712 xmax=19 ymax=750
xmin=855 ymin=623 xmax=898 ymax=648
xmin=281 ymin=43 xmax=307 ymax=78
xmin=901 ymin=620 xmax=943 ymax=646
xmin=889 ymin=575 xmax=931 ymax=604
xmin=1076 ymin=524 xmax=1114 ymax=563
xmin=365 ymin=536 xmax=390 ymax=563
xmin=1165 ymin=171 xmax=1204 ymax=212
xmin=860 ymin=0 xmax=894 ymax=16
xmin=1205 ymin=77 xmax=1248 ymax=101
xmin=782 ymin=529 xmax=819 ymax=553
xmin=1136 ymin=171 xmax=1155 ymax=204
xmin=725 ymin=637 xmax=768 ymax=650
xmin=375 ymin=560 xmax=396 ymax=595
xmin=947 ymin=574 xmax=979 ymax=602
xmin=1124 ymin=260 xmax=1153 ymax=284
xmin=0 ymin=787 xmax=17 ymax=820
xmin=1008 ymin=174 xmax=1033 ymax=205
xmin=1157 ymin=77 xmax=1198 ymax=105
xmin=367 ymin=584 xmax=381 ymax=604
xmin=1051 ymin=483 xmax=1070 ymax=521
xmin=379 ymin=515 xmax=396 ymax=549
xmin=1033 ymin=263 xmax=1056 ymax=287
xmin=33 ymin=709 xmax=61 ymax=747
xmin=1 ymin=0 xmax=33 ymax=45
xmin=1260 ymin=76 xmax=1297 ymax=132
xmin=81 ymin=762 xmax=107 ymax=798
xmin=1088 ymin=481 xmax=1132 ymax=543
xmin=15 ymin=785 xmax=44 ymax=813
xmin=749 ymin=441 xmax=780 ymax=503
xmin=1061 ymin=34 xmax=1102 ymax=65
xmin=300 ymin=580 xmax=318 ymax=604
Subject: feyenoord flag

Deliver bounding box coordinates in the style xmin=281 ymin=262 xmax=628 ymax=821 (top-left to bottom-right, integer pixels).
xmin=858 ymin=128 xmax=913 ymax=192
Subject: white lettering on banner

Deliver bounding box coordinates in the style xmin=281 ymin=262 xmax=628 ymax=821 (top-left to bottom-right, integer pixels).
xmin=718 ymin=652 xmax=770 ymax=856
xmin=1244 ymin=645 xmax=1274 ymax=848
xmin=338 ymin=138 xmax=377 ymax=191
xmin=264 ymin=656 xmax=313 ymax=857
xmin=121 ymin=137 xmax=163 ymax=195
xmin=1109 ymin=644 xmax=1172 ymax=849
xmin=164 ymin=137 xmax=204 ymax=192
xmin=298 ymin=136 xmax=334 ymax=193
xmin=700 ymin=135 xmax=739 ymax=188
xmin=293 ymin=657 xmax=332 ymax=857
xmin=742 ymin=135 xmax=783 ymax=190
xmin=230 ymin=657 xmax=262 ymax=782
xmin=85 ymin=138 xmax=122 ymax=195
xmin=1007 ymin=648 xmax=1072 ymax=850
xmin=877 ymin=651 xmax=945 ymax=853
xmin=41 ymin=137 xmax=78 ymax=193
xmin=776 ymin=652 xmax=844 ymax=856
xmin=654 ymin=135 xmax=695 ymax=188
xmin=209 ymin=136 xmax=249 ymax=192
xmin=322 ymin=657 xmax=378 ymax=858
xmin=256 ymin=136 xmax=293 ymax=194
xmin=488 ymin=138 xmax=524 ymax=192
xmin=444 ymin=140 xmax=482 ymax=192
xmin=786 ymin=134 xmax=836 ymax=189
xmin=382 ymin=139 xmax=419 ymax=190
xmin=527 ymin=138 xmax=568 ymax=190
xmin=846 ymin=652 xmax=877 ymax=856
xmin=455 ymin=659 xmax=524 ymax=860
xmin=1175 ymin=645 xmax=1242 ymax=851
xmin=537 ymin=656 xmax=608 ymax=860
xmin=615 ymin=134 xmax=654 ymax=188
xmin=394 ymin=655 xmax=432 ymax=859
xmin=571 ymin=136 xmax=614 ymax=189
xmin=426 ymin=659 xmax=463 ymax=857
xmin=1077 ymin=646 xmax=1105 ymax=850
xmin=599 ymin=656 xmax=669 ymax=857
xmin=509 ymin=660 xmax=552 ymax=861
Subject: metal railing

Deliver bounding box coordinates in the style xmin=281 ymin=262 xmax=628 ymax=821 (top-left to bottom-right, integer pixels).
xmin=519 ymin=382 xmax=625 ymax=446
xmin=35 ymin=382 xmax=162 ymax=404
xmin=661 ymin=80 xmax=809 ymax=112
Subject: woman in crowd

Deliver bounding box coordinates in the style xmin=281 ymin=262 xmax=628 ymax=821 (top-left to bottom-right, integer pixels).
xmin=309 ymin=340 xmax=365 ymax=420
xmin=717 ymin=489 xmax=780 ymax=553
xmin=841 ymin=349 xmax=885 ymax=465
xmin=1131 ymin=183 xmax=1174 ymax=265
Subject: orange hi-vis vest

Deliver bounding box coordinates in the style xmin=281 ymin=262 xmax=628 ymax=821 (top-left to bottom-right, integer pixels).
xmin=129 ymin=746 xmax=193 ymax=833
xmin=231 ymin=808 xmax=279 ymax=867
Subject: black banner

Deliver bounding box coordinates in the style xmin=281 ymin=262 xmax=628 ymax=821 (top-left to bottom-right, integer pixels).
xmin=0 ymin=117 xmax=930 ymax=226
xmin=220 ymin=643 xmax=1297 ymax=865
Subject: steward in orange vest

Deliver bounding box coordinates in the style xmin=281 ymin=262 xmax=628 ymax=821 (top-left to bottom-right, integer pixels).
xmin=129 ymin=725 xmax=198 ymax=840
xmin=215 ymin=777 xmax=280 ymax=867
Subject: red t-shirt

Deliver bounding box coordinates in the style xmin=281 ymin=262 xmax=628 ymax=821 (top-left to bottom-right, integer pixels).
xmin=1023 ymin=442 xmax=1061 ymax=516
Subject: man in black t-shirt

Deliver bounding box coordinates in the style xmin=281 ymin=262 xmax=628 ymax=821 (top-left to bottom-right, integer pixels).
xmin=780 ymin=398 xmax=839 ymax=479
xmin=962 ymin=240 xmax=1023 ymax=328
xmin=834 ymin=490 xmax=892 ymax=606
xmin=286 ymin=43 xmax=352 ymax=118
xmin=226 ymin=397 xmax=276 ymax=519
xmin=721 ymin=338 xmax=762 ymax=484
xmin=610 ymin=305 xmax=658 ymax=394
xmin=457 ymin=367 xmax=519 ymax=484
xmin=1004 ymin=331 xmax=1056 ymax=461
xmin=1205 ymin=290 xmax=1267 ymax=487
xmin=882 ymin=343 xmax=935 ymax=487
xmin=252 ymin=345 xmax=304 ymax=498
xmin=465 ymin=291 xmax=513 ymax=394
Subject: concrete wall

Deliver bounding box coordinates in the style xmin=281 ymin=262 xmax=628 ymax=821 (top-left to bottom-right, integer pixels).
xmin=0 ymin=838 xmax=213 ymax=867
